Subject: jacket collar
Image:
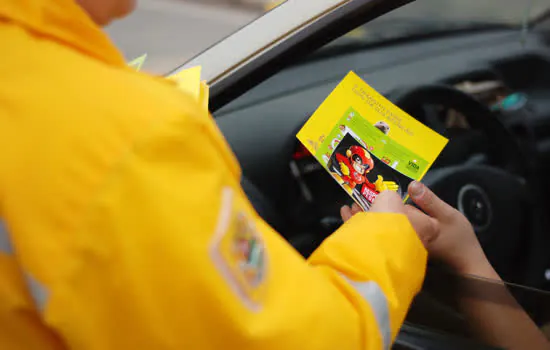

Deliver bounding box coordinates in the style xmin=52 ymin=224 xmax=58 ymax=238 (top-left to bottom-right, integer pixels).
xmin=0 ymin=0 xmax=126 ymax=66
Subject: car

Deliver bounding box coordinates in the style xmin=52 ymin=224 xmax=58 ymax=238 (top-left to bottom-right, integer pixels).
xmin=166 ymin=0 xmax=550 ymax=348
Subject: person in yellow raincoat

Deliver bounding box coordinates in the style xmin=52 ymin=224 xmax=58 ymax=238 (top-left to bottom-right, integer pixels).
xmin=0 ymin=1 xmax=548 ymax=350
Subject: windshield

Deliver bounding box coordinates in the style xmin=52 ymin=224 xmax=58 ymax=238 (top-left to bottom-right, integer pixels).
xmin=108 ymin=0 xmax=549 ymax=74
xmin=375 ymin=0 xmax=547 ymax=26
xmin=324 ymin=0 xmax=549 ymax=49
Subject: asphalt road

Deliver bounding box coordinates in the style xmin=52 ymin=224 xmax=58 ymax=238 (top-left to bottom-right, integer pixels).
xmin=106 ymin=0 xmax=260 ymax=74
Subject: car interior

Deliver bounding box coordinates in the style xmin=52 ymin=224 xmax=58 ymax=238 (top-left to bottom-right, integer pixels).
xmin=208 ymin=2 xmax=550 ymax=348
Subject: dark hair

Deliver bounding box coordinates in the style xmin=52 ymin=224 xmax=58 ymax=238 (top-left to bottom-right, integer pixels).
xmin=352 ymin=154 xmax=362 ymax=163
xmin=352 ymin=155 xmax=370 ymax=170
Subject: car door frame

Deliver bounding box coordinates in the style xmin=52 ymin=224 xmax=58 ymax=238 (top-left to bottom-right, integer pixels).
xmin=168 ymin=0 xmax=414 ymax=112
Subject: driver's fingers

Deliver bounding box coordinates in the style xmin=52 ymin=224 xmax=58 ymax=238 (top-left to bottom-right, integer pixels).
xmin=351 ymin=203 xmax=363 ymax=215
xmin=341 ymin=203 xmax=363 ymax=222
xmin=340 ymin=205 xmax=353 ymax=222
xmin=404 ymin=205 xmax=440 ymax=247
xmin=408 ymin=181 xmax=454 ymax=220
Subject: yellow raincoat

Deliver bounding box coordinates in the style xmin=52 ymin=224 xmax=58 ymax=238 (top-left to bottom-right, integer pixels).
xmin=0 ymin=0 xmax=427 ymax=349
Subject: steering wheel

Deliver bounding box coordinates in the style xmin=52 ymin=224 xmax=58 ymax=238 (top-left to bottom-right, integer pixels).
xmin=392 ymin=84 xmax=541 ymax=286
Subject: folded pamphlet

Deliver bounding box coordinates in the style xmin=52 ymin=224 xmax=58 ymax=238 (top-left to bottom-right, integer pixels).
xmin=297 ymin=71 xmax=448 ymax=211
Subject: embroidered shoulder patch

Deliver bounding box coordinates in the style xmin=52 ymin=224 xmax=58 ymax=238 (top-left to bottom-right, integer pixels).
xmin=210 ymin=188 xmax=267 ymax=310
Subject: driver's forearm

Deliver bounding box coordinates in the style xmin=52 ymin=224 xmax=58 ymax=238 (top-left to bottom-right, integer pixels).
xmin=457 ymin=263 xmax=550 ymax=350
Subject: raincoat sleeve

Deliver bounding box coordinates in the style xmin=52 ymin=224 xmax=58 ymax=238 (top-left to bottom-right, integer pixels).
xmin=16 ymin=111 xmax=427 ymax=350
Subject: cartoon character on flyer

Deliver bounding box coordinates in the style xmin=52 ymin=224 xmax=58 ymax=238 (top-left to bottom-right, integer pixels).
xmin=331 ymin=145 xmax=399 ymax=202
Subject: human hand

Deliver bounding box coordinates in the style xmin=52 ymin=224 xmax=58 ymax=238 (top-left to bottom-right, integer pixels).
xmin=340 ymin=191 xmax=437 ymax=246
xmin=340 ymin=191 xmax=404 ymax=221
xmin=406 ymin=181 xmax=491 ymax=275
xmin=340 ymin=202 xmax=362 ymax=222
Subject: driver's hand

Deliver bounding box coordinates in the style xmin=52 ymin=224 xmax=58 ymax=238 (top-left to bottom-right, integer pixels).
xmin=406 ymin=181 xmax=491 ymax=275
xmin=340 ymin=191 xmax=437 ymax=247
xmin=340 ymin=203 xmax=362 ymax=221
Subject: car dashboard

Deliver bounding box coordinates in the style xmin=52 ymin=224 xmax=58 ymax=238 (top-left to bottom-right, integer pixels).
xmin=214 ymin=27 xmax=550 ymax=243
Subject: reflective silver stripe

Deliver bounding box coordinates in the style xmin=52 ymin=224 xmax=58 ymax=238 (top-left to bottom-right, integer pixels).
xmin=0 ymin=221 xmax=48 ymax=310
xmin=0 ymin=220 xmax=13 ymax=254
xmin=25 ymin=273 xmax=48 ymax=312
xmin=345 ymin=277 xmax=391 ymax=350
xmin=0 ymin=220 xmax=48 ymax=310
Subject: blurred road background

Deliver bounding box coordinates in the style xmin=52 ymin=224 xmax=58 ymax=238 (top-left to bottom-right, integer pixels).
xmin=106 ymin=0 xmax=263 ymax=74
xmin=106 ymin=0 xmax=543 ymax=74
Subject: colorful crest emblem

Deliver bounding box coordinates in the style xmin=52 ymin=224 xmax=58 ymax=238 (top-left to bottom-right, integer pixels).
xmin=232 ymin=213 xmax=265 ymax=287
xmin=210 ymin=189 xmax=267 ymax=310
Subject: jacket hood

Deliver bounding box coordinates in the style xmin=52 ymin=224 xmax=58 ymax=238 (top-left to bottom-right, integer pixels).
xmin=0 ymin=0 xmax=126 ymax=66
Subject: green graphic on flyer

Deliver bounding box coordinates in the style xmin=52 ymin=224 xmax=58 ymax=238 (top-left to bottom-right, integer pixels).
xmin=315 ymin=107 xmax=428 ymax=180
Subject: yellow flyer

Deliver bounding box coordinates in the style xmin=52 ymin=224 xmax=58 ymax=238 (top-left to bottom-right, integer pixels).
xmin=297 ymin=71 xmax=448 ymax=210
xmin=127 ymin=56 xmax=210 ymax=111
xmin=168 ymin=67 xmax=210 ymax=112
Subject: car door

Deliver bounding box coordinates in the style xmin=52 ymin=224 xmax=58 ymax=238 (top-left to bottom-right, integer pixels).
xmin=165 ymin=2 xmax=550 ymax=349
xmin=168 ymin=2 xmax=550 ymax=349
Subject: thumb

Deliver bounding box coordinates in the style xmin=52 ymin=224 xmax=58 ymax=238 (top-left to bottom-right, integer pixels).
xmin=371 ymin=190 xmax=405 ymax=214
xmin=408 ymin=181 xmax=454 ymax=220
xmin=404 ymin=205 xmax=440 ymax=246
